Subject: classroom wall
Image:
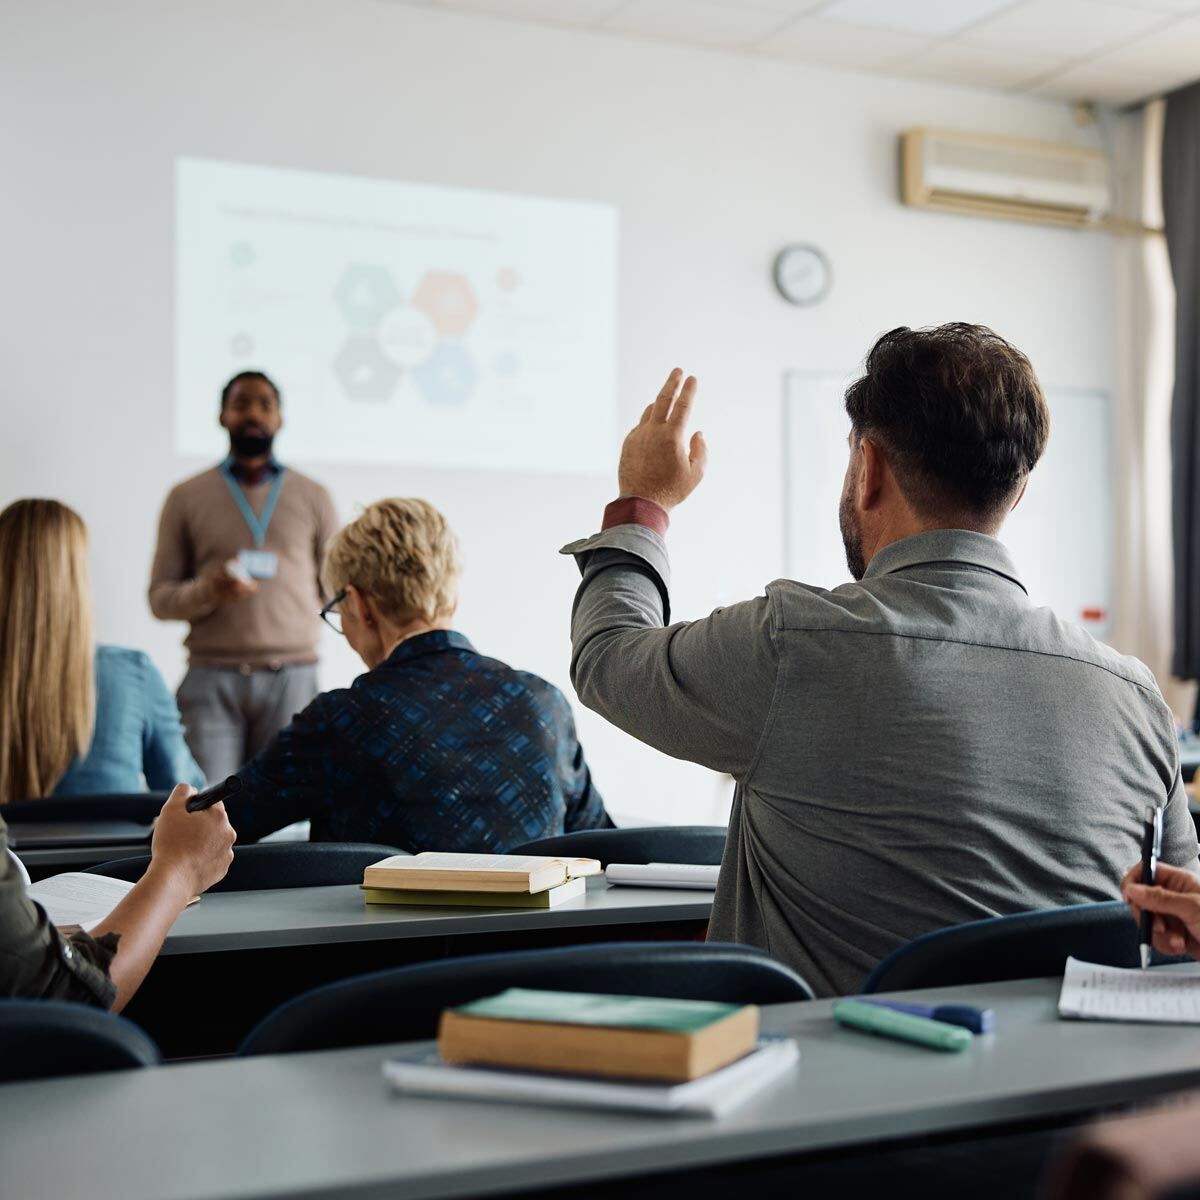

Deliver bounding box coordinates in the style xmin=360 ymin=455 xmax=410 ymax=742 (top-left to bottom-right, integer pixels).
xmin=0 ymin=0 xmax=1118 ymax=822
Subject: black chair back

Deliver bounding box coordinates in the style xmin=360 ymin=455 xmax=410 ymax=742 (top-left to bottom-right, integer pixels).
xmin=1 ymin=793 xmax=168 ymax=825
xmin=0 ymin=1000 xmax=161 ymax=1082
xmin=83 ymin=842 xmax=403 ymax=890
xmin=239 ymin=940 xmax=813 ymax=1055
xmin=863 ymin=902 xmax=1144 ymax=993
xmin=513 ymin=825 xmax=726 ymax=866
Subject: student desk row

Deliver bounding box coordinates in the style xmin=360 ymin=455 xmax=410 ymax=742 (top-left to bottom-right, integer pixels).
xmin=126 ymin=877 xmax=716 ymax=1056
xmin=6 ymin=975 xmax=1200 ymax=1200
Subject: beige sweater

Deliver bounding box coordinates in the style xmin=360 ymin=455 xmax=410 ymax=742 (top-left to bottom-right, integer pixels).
xmin=149 ymin=465 xmax=339 ymax=668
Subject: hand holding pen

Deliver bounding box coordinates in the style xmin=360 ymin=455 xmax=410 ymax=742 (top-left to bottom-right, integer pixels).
xmin=1122 ymin=858 xmax=1200 ymax=961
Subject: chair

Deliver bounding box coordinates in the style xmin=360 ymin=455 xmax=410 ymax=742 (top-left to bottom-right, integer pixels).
xmin=862 ymin=901 xmax=1149 ymax=993
xmin=512 ymin=825 xmax=726 ymax=866
xmin=83 ymin=842 xmax=402 ymax=891
xmin=1 ymin=792 xmax=169 ymax=825
xmin=238 ymin=940 xmax=813 ymax=1055
xmin=0 ymin=1000 xmax=161 ymax=1083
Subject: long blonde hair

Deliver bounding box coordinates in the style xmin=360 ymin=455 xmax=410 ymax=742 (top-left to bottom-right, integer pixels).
xmin=0 ymin=500 xmax=95 ymax=802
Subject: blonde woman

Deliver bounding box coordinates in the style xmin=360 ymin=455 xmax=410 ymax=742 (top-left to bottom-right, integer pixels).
xmin=223 ymin=498 xmax=611 ymax=850
xmin=0 ymin=499 xmax=204 ymax=802
xmin=0 ymin=499 xmax=235 ymax=1008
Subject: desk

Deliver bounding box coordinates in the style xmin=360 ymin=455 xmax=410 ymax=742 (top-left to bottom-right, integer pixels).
xmin=6 ymin=976 xmax=1200 ymax=1200
xmin=126 ymin=878 xmax=714 ymax=1056
xmin=9 ymin=821 xmax=151 ymax=881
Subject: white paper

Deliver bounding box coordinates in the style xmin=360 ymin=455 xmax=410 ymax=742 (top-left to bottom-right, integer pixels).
xmin=26 ymin=872 xmax=136 ymax=932
xmin=1058 ymin=956 xmax=1200 ymax=1023
xmin=605 ymin=863 xmax=721 ymax=890
xmin=383 ymin=1037 xmax=799 ymax=1118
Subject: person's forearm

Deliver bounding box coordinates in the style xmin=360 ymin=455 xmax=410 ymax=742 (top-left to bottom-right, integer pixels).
xmin=88 ymin=865 xmax=193 ymax=1012
xmin=148 ymin=578 xmax=218 ymax=622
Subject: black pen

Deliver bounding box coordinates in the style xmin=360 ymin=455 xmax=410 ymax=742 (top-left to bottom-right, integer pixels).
xmin=185 ymin=775 xmax=243 ymax=813
xmin=1139 ymin=803 xmax=1163 ymax=969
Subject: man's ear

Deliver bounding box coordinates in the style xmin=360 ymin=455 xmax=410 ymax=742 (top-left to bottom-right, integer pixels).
xmin=346 ymin=585 xmax=374 ymax=629
xmin=219 ymin=408 xmax=231 ymax=432
xmin=857 ymin=436 xmax=887 ymax=511
xmin=1009 ymin=477 xmax=1030 ymax=514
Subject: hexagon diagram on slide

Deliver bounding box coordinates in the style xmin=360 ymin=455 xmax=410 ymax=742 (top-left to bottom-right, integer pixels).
xmin=412 ymin=271 xmax=478 ymax=337
xmin=412 ymin=342 xmax=477 ymax=407
xmin=333 ymin=264 xmax=402 ymax=332
xmin=334 ymin=337 xmax=403 ymax=401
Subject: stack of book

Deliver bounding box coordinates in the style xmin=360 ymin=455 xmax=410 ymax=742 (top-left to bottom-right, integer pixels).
xmin=361 ymin=852 xmax=601 ymax=909
xmin=383 ymin=987 xmax=800 ymax=1116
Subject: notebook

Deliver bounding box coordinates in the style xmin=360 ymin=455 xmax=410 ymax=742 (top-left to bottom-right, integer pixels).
xmin=1058 ymin=956 xmax=1200 ymax=1024
xmin=362 ymin=877 xmax=586 ymax=908
xmin=383 ymin=1036 xmax=799 ymax=1117
xmin=605 ymin=863 xmax=720 ymax=890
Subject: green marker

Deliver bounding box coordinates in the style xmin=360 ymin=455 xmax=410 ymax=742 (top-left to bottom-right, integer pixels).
xmin=833 ymin=999 xmax=973 ymax=1052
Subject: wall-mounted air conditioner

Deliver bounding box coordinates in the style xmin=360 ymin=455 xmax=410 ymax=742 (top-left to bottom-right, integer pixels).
xmin=901 ymin=128 xmax=1113 ymax=230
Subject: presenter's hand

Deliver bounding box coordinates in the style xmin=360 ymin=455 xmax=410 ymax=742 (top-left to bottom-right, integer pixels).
xmin=616 ymin=368 xmax=708 ymax=512
xmin=202 ymin=560 xmax=257 ymax=604
xmin=148 ymin=784 xmax=236 ymax=900
xmin=1122 ymin=861 xmax=1200 ymax=959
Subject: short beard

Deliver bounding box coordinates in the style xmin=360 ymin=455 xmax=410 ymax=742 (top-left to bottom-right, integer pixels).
xmin=231 ymin=432 xmax=274 ymax=458
xmin=839 ymin=488 xmax=866 ymax=581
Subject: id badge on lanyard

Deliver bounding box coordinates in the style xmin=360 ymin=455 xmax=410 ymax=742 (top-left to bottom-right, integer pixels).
xmin=219 ymin=461 xmax=286 ymax=579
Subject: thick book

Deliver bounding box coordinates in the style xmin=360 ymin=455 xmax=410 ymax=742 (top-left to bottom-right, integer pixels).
xmin=437 ymin=988 xmax=760 ymax=1083
xmin=362 ymin=877 xmax=586 ymax=909
xmin=384 ymin=1037 xmax=799 ymax=1117
xmin=362 ymin=852 xmax=601 ymax=895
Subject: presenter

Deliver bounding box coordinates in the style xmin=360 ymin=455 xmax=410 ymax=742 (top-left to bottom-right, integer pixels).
xmin=149 ymin=371 xmax=339 ymax=781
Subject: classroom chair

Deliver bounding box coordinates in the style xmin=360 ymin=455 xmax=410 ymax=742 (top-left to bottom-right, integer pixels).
xmin=238 ymin=940 xmax=813 ymax=1055
xmin=2 ymin=792 xmax=169 ymax=825
xmin=83 ymin=842 xmax=404 ymax=891
xmin=862 ymin=901 xmax=1157 ymax=993
xmin=513 ymin=825 xmax=726 ymax=866
xmin=0 ymin=999 xmax=161 ymax=1083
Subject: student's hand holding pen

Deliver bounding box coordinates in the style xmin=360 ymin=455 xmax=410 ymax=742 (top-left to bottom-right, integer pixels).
xmin=1122 ymin=861 xmax=1200 ymax=959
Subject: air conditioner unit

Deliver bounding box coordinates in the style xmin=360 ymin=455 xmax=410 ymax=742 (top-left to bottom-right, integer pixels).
xmin=901 ymin=128 xmax=1112 ymax=230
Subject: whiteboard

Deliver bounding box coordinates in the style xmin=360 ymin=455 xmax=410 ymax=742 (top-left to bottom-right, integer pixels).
xmin=782 ymin=371 xmax=1114 ymax=638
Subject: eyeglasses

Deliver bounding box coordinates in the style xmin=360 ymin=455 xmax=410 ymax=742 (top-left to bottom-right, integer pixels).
xmin=319 ymin=588 xmax=347 ymax=635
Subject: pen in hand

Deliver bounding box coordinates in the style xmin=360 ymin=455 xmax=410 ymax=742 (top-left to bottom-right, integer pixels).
xmin=185 ymin=775 xmax=243 ymax=813
xmin=1139 ymin=804 xmax=1163 ymax=970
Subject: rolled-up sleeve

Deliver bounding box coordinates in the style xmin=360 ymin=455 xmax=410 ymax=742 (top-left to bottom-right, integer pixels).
xmin=560 ymin=525 xmax=781 ymax=778
xmin=0 ymin=826 xmax=119 ymax=1008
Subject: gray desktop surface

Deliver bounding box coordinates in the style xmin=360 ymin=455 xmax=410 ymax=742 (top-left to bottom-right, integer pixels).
xmin=158 ymin=876 xmax=715 ymax=956
xmin=6 ymin=975 xmax=1200 ymax=1200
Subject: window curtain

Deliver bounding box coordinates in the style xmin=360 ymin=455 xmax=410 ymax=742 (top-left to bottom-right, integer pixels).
xmin=1111 ymin=100 xmax=1187 ymax=713
xmin=1164 ymin=82 xmax=1200 ymax=690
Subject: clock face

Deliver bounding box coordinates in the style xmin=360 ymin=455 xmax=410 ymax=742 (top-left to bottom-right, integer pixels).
xmin=773 ymin=245 xmax=831 ymax=306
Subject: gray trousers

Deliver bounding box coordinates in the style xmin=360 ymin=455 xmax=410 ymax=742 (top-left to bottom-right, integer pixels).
xmin=177 ymin=664 xmax=319 ymax=783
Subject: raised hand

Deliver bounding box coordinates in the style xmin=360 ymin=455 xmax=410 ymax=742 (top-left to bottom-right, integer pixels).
xmin=616 ymin=368 xmax=708 ymax=512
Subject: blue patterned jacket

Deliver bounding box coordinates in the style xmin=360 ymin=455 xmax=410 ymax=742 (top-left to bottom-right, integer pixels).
xmin=226 ymin=631 xmax=610 ymax=850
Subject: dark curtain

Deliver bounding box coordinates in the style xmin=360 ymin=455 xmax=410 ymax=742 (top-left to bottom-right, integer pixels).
xmin=1164 ymin=82 xmax=1200 ymax=679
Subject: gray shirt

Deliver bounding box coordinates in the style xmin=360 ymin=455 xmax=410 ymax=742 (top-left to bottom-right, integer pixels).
xmin=562 ymin=524 xmax=1200 ymax=997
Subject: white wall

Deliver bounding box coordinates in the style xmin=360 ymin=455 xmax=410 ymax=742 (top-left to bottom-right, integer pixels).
xmin=0 ymin=0 xmax=1117 ymax=823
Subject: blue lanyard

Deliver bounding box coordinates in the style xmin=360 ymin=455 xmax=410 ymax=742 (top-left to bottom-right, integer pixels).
xmin=218 ymin=460 xmax=287 ymax=549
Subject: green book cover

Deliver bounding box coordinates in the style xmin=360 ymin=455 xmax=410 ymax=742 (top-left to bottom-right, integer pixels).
xmin=454 ymin=988 xmax=742 ymax=1032
xmin=362 ymin=878 xmax=584 ymax=908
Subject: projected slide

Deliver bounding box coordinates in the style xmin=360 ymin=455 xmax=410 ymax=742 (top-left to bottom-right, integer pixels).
xmin=175 ymin=158 xmax=618 ymax=473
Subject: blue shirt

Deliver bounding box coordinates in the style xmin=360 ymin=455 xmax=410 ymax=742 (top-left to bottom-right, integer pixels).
xmin=226 ymin=631 xmax=611 ymax=850
xmin=55 ymin=646 xmax=206 ymax=796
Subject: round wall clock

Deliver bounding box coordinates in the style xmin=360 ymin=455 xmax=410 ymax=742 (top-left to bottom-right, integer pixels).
xmin=773 ymin=244 xmax=832 ymax=306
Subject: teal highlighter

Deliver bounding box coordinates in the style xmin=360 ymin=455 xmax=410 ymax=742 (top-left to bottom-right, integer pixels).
xmin=833 ymin=999 xmax=973 ymax=1052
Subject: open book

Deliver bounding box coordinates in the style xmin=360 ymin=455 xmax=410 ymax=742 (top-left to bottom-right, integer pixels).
xmin=26 ymin=872 xmax=200 ymax=932
xmin=363 ymin=852 xmax=602 ymax=894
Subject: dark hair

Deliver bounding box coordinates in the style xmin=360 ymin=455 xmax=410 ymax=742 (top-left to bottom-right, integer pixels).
xmin=844 ymin=323 xmax=1049 ymax=519
xmin=220 ymin=371 xmax=281 ymax=410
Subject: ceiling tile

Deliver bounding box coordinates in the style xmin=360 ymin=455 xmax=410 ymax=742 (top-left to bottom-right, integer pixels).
xmin=814 ymin=0 xmax=1020 ymax=36
xmin=961 ymin=0 xmax=1169 ymax=56
xmin=1028 ymin=61 xmax=1167 ymax=101
xmin=1094 ymin=13 xmax=1200 ymax=72
xmin=598 ymin=0 xmax=795 ymax=47
xmin=755 ymin=15 xmax=930 ymax=66
xmin=432 ymin=0 xmax=629 ymax=24
xmin=893 ymin=41 xmax=1067 ymax=88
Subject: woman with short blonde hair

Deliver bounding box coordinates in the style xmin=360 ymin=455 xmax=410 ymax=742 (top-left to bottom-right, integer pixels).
xmin=223 ymin=497 xmax=611 ymax=851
